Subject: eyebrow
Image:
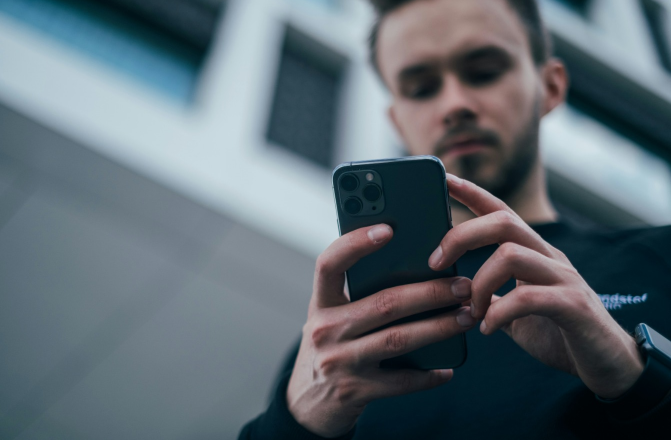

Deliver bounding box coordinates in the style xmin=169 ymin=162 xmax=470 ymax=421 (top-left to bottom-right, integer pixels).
xmin=396 ymin=44 xmax=512 ymax=82
xmin=460 ymin=45 xmax=511 ymax=63
xmin=397 ymin=63 xmax=438 ymax=82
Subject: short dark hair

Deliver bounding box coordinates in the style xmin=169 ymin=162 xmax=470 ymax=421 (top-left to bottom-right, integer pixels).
xmin=368 ymin=0 xmax=553 ymax=79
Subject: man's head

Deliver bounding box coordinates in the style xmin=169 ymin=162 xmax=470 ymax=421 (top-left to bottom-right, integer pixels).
xmin=368 ymin=0 xmax=567 ymax=202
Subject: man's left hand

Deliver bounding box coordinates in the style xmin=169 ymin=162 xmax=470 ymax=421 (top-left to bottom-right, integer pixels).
xmin=429 ymin=174 xmax=644 ymax=399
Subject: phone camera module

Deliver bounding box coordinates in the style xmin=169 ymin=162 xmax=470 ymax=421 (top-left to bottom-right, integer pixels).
xmin=340 ymin=174 xmax=359 ymax=192
xmin=363 ymin=184 xmax=381 ymax=202
xmin=344 ymin=197 xmax=363 ymax=215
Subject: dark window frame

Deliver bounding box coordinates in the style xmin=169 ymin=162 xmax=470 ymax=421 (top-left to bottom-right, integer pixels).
xmin=265 ymin=26 xmax=349 ymax=169
xmin=552 ymin=0 xmax=592 ymax=17
xmin=640 ymin=0 xmax=671 ymax=74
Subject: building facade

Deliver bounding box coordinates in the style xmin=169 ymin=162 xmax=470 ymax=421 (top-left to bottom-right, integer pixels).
xmin=1 ymin=0 xmax=670 ymax=438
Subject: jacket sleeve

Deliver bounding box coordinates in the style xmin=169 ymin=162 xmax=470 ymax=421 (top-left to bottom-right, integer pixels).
xmin=563 ymin=321 xmax=671 ymax=437
xmin=563 ymin=385 xmax=671 ymax=437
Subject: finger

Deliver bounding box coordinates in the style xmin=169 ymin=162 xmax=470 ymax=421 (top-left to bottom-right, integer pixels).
xmin=485 ymin=295 xmax=514 ymax=339
xmin=446 ymin=173 xmax=513 ymax=217
xmin=429 ymin=211 xmax=556 ymax=271
xmin=342 ymin=277 xmax=472 ymax=337
xmin=313 ymin=224 xmax=393 ymax=308
xmin=470 ymin=243 xmax=566 ymax=319
xmin=365 ymin=368 xmax=453 ymax=401
xmin=352 ymin=306 xmax=475 ymax=363
xmin=480 ymin=285 xmax=571 ymax=335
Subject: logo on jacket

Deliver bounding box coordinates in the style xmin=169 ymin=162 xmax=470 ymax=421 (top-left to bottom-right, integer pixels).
xmin=598 ymin=293 xmax=648 ymax=311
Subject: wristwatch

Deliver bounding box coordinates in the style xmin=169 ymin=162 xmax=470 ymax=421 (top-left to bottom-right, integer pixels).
xmin=597 ymin=323 xmax=671 ymax=419
xmin=635 ymin=324 xmax=671 ymax=369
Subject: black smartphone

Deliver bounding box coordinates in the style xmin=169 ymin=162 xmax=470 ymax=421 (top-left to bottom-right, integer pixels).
xmin=332 ymin=155 xmax=467 ymax=370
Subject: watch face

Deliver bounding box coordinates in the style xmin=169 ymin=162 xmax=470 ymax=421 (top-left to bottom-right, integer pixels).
xmin=648 ymin=327 xmax=671 ymax=357
xmin=639 ymin=324 xmax=671 ymax=369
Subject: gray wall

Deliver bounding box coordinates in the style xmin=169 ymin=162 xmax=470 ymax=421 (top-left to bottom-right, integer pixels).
xmin=0 ymin=105 xmax=311 ymax=439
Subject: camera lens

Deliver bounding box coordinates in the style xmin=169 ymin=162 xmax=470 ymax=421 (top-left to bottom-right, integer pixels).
xmin=363 ymin=184 xmax=381 ymax=202
xmin=344 ymin=197 xmax=363 ymax=215
xmin=340 ymin=174 xmax=359 ymax=192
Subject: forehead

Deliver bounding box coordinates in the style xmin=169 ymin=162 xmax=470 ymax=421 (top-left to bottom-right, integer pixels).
xmin=377 ymin=0 xmax=530 ymax=84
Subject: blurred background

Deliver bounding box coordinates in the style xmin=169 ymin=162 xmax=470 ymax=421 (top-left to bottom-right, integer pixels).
xmin=1 ymin=0 xmax=671 ymax=438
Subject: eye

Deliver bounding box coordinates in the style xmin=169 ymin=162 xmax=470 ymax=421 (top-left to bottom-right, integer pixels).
xmin=460 ymin=56 xmax=511 ymax=87
xmin=402 ymin=75 xmax=442 ymax=100
xmin=462 ymin=68 xmax=504 ymax=86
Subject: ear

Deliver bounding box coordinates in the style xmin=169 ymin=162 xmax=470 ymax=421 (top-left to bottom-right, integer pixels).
xmin=540 ymin=58 xmax=569 ymax=116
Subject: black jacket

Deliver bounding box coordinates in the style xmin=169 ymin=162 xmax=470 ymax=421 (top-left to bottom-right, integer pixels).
xmin=240 ymin=222 xmax=671 ymax=439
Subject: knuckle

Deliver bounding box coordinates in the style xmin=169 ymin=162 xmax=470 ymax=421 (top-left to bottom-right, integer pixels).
xmin=316 ymin=353 xmax=344 ymax=376
xmin=314 ymin=254 xmax=333 ymax=278
xmin=375 ymin=290 xmax=398 ymax=319
xmin=435 ymin=315 xmax=455 ymax=338
xmin=385 ymin=329 xmax=408 ymax=353
xmin=570 ymin=288 xmax=591 ymax=310
xmin=516 ymin=287 xmax=537 ymax=307
xmin=493 ymin=210 xmax=517 ymax=229
xmin=334 ymin=378 xmax=359 ymax=406
xmin=553 ymin=248 xmax=569 ymax=262
xmin=310 ymin=326 xmax=329 ymax=348
xmin=447 ymin=226 xmax=465 ymax=247
xmin=497 ymin=242 xmax=523 ymax=262
xmin=558 ymin=262 xmax=577 ymax=279
xmin=302 ymin=321 xmax=312 ymax=338
xmin=428 ymin=281 xmax=443 ymax=307
xmin=309 ymin=317 xmax=337 ymax=347
xmin=548 ymin=289 xmax=572 ymax=316
xmin=443 ymin=316 xmax=457 ymax=336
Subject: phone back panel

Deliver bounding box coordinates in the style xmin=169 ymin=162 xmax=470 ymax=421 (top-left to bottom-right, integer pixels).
xmin=333 ymin=156 xmax=467 ymax=369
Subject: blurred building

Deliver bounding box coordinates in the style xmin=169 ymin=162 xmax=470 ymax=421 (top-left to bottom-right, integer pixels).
xmin=1 ymin=0 xmax=670 ymax=438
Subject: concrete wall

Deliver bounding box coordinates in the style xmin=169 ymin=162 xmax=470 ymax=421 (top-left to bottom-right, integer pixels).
xmin=0 ymin=105 xmax=310 ymax=439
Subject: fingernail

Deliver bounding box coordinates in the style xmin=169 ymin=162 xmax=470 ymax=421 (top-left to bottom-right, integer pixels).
xmin=428 ymin=246 xmax=443 ymax=268
xmin=437 ymin=369 xmax=452 ymax=380
xmin=367 ymin=224 xmax=392 ymax=244
xmin=480 ymin=320 xmax=488 ymax=334
xmin=470 ymin=304 xmax=476 ymax=318
xmin=457 ymin=308 xmax=475 ymax=327
xmin=446 ymin=173 xmax=463 ymax=185
xmin=451 ymin=278 xmax=471 ymax=299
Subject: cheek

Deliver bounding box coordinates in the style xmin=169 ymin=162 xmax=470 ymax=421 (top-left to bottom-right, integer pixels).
xmin=394 ymin=103 xmax=440 ymax=153
xmin=486 ymin=72 xmax=538 ymax=144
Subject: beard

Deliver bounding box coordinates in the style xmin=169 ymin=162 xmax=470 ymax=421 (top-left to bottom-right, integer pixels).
xmin=435 ymin=99 xmax=541 ymax=202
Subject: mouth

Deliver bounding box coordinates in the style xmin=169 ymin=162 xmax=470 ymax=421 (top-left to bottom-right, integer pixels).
xmin=439 ymin=135 xmax=493 ymax=158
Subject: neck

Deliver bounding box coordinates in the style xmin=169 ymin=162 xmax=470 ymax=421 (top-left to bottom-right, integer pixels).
xmin=451 ymin=162 xmax=558 ymax=226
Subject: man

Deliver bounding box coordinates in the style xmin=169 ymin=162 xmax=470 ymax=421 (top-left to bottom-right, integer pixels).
xmin=240 ymin=0 xmax=671 ymax=438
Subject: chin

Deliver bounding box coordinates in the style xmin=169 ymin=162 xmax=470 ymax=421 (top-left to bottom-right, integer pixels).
xmin=443 ymin=152 xmax=499 ymax=182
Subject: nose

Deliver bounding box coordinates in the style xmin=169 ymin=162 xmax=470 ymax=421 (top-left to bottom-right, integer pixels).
xmin=438 ymin=74 xmax=478 ymax=128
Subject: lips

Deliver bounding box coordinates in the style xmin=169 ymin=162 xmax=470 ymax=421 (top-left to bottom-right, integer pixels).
xmin=451 ymin=133 xmax=487 ymax=147
xmin=452 ymin=139 xmax=485 ymax=148
xmin=439 ymin=135 xmax=492 ymax=157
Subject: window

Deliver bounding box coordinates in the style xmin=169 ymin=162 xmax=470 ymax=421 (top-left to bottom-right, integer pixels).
xmin=0 ymin=0 xmax=225 ymax=103
xmin=266 ymin=28 xmax=347 ymax=168
xmin=641 ymin=0 xmax=671 ymax=74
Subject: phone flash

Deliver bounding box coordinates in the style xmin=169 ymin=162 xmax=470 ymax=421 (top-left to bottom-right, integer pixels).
xmin=366 ymin=173 xmax=374 ymax=181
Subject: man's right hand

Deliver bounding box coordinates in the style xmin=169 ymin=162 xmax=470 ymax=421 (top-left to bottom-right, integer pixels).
xmin=286 ymin=224 xmax=476 ymax=438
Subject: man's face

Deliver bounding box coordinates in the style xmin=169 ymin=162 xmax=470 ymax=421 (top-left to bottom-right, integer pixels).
xmin=378 ymin=0 xmax=545 ymax=200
